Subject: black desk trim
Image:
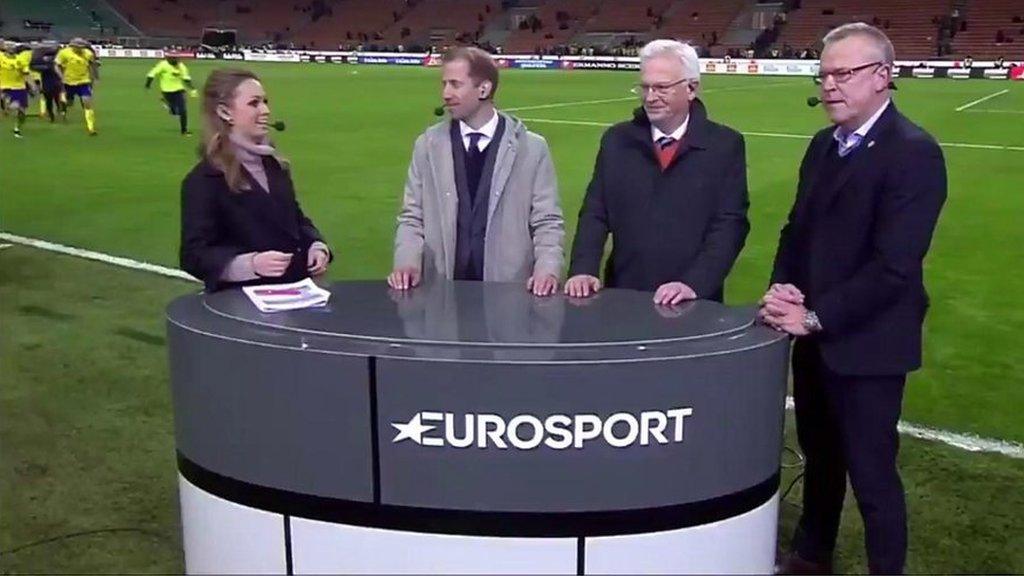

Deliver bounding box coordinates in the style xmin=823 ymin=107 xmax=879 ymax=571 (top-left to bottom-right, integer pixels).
xmin=178 ymin=453 xmax=778 ymax=538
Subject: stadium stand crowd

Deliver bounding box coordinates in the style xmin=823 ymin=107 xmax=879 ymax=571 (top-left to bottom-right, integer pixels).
xmin=1 ymin=0 xmax=1022 ymax=61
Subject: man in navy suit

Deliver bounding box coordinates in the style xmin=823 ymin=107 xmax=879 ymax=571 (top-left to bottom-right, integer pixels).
xmin=762 ymin=23 xmax=947 ymax=574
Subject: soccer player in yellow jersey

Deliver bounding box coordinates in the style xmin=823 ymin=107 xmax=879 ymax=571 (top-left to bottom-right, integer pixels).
xmin=0 ymin=39 xmax=6 ymax=118
xmin=0 ymin=41 xmax=32 ymax=138
xmin=16 ymin=44 xmax=44 ymax=117
xmin=146 ymin=54 xmax=196 ymax=135
xmin=56 ymin=37 xmax=99 ymax=135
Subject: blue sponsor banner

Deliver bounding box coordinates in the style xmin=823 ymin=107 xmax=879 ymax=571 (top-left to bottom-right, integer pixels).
xmin=506 ymin=59 xmax=559 ymax=70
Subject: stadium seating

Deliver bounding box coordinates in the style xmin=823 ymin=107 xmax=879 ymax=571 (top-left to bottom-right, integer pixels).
xmin=219 ymin=2 xmax=306 ymax=44
xmin=501 ymin=0 xmax=601 ymax=54
xmin=35 ymin=0 xmax=1016 ymax=60
xmin=375 ymin=0 xmax=500 ymax=48
xmin=950 ymin=0 xmax=1024 ymax=60
xmin=298 ymin=0 xmax=409 ymax=50
xmin=500 ymin=0 xmax=739 ymax=55
xmin=109 ymin=0 xmax=222 ymax=38
xmin=584 ymin=0 xmax=672 ymax=33
xmin=774 ymin=0 xmax=952 ymax=60
xmin=656 ymin=0 xmax=747 ymax=56
xmin=1 ymin=0 xmax=131 ymax=40
xmin=109 ymin=0 xmax=314 ymax=43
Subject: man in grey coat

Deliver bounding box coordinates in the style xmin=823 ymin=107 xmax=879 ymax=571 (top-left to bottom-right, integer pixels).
xmin=388 ymin=47 xmax=565 ymax=296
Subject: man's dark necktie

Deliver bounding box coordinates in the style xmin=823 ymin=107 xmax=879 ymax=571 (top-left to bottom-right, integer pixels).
xmin=466 ymin=132 xmax=486 ymax=203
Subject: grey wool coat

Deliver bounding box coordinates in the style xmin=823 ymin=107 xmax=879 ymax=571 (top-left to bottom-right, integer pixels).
xmin=393 ymin=112 xmax=565 ymax=282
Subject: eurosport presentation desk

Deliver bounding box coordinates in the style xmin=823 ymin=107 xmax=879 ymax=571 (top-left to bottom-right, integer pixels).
xmin=166 ymin=280 xmax=790 ymax=574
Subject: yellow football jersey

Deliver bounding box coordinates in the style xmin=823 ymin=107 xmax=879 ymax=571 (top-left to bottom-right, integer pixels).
xmin=0 ymin=53 xmax=29 ymax=90
xmin=56 ymin=46 xmax=94 ymax=85
xmin=17 ymin=50 xmax=41 ymax=82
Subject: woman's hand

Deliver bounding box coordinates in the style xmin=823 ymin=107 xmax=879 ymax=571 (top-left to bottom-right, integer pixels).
xmin=253 ymin=251 xmax=293 ymax=277
xmin=307 ymin=246 xmax=330 ymax=276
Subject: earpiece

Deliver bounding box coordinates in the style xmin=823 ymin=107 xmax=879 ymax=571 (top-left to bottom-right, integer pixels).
xmin=216 ymin=104 xmax=233 ymax=125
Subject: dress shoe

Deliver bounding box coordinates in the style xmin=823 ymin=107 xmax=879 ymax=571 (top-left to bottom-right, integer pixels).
xmin=776 ymin=552 xmax=833 ymax=575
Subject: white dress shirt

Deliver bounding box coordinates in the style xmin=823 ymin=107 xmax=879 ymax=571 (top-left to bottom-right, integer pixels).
xmin=833 ymin=98 xmax=891 ymax=152
xmin=650 ymin=113 xmax=690 ymax=145
xmin=459 ymin=110 xmax=500 ymax=152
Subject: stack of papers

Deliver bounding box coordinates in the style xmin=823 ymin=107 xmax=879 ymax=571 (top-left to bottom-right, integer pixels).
xmin=241 ymin=278 xmax=331 ymax=313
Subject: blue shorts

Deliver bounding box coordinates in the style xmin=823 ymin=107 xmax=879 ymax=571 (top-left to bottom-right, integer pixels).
xmin=64 ymin=83 xmax=93 ymax=100
xmin=1 ymin=89 xmax=28 ymax=108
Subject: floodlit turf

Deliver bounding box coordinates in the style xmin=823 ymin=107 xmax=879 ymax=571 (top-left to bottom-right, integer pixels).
xmin=1 ymin=60 xmax=1023 ymax=572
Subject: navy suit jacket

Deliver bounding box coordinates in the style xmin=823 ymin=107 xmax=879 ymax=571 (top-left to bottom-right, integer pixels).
xmin=770 ymin=103 xmax=947 ymax=376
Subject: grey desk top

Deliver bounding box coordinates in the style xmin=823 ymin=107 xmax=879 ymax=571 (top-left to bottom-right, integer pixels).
xmin=169 ymin=280 xmax=787 ymax=364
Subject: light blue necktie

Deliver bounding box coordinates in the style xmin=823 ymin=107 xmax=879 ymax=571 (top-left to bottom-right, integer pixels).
xmin=837 ymin=131 xmax=864 ymax=158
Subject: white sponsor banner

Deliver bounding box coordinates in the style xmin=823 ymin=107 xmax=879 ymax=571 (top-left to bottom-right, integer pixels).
xmin=303 ymin=50 xmax=351 ymax=57
xmin=96 ymin=47 xmax=164 ymax=58
xmin=242 ymin=51 xmax=301 ymax=63
xmin=757 ymin=61 xmax=819 ymax=76
xmin=700 ymin=58 xmax=818 ymax=76
xmin=564 ymin=56 xmax=815 ymax=76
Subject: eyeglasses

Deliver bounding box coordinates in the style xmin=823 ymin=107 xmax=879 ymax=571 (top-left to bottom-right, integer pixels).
xmin=631 ymin=77 xmax=692 ymax=97
xmin=813 ymin=61 xmax=886 ymax=85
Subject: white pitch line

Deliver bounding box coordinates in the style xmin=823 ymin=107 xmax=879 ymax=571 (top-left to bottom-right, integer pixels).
xmin=520 ymin=118 xmax=1024 ymax=152
xmin=964 ymin=109 xmax=1024 ymax=115
xmin=506 ymin=81 xmax=805 ymax=112
xmin=506 ymin=97 xmax=636 ymax=112
xmin=785 ymin=397 xmax=1024 ymax=459
xmin=2 ymin=229 xmax=1022 ymax=460
xmin=955 ymin=89 xmax=1010 ymax=112
xmin=522 ymin=117 xmax=613 ymax=127
xmin=0 ymin=232 xmax=199 ymax=283
xmin=741 ymin=131 xmax=810 ymax=140
xmin=939 ymin=141 xmax=1024 ymax=152
xmin=741 ymin=132 xmax=1024 ymax=152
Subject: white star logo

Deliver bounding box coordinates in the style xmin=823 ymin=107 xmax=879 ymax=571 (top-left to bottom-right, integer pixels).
xmin=391 ymin=413 xmax=434 ymax=445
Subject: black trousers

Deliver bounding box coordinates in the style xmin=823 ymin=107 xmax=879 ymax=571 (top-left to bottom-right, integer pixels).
xmin=162 ymin=90 xmax=188 ymax=133
xmin=790 ymin=339 xmax=907 ymax=574
xmin=42 ymin=85 xmax=63 ymax=120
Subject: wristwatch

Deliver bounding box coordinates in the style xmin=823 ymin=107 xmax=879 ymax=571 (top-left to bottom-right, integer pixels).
xmin=802 ymin=310 xmax=822 ymax=333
